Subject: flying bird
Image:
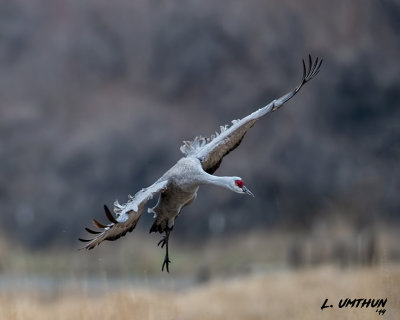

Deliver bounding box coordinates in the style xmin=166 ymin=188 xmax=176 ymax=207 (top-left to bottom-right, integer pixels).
xmin=79 ymin=55 xmax=322 ymax=272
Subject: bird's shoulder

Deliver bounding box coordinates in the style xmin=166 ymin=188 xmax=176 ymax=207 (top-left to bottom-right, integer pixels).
xmin=165 ymin=157 xmax=203 ymax=175
xmin=158 ymin=157 xmax=204 ymax=189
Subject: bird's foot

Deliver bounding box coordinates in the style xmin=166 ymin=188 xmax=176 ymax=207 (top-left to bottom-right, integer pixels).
xmin=161 ymin=254 xmax=171 ymax=273
xmin=159 ymin=228 xmax=172 ymax=273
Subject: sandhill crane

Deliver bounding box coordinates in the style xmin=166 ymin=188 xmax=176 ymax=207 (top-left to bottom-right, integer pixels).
xmin=79 ymin=55 xmax=322 ymax=272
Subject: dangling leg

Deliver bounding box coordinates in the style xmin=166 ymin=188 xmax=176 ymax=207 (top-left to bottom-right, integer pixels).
xmin=157 ymin=227 xmax=173 ymax=272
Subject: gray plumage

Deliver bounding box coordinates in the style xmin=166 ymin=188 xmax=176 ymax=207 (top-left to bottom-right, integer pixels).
xmin=79 ymin=55 xmax=322 ymax=272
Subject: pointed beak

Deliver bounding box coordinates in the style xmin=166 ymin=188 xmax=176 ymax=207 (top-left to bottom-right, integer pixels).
xmin=242 ymin=186 xmax=255 ymax=197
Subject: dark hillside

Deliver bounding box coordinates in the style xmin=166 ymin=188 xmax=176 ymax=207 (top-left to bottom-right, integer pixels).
xmin=0 ymin=0 xmax=399 ymax=248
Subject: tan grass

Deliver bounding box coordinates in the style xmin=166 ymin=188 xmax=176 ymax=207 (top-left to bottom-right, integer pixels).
xmin=1 ymin=265 xmax=399 ymax=320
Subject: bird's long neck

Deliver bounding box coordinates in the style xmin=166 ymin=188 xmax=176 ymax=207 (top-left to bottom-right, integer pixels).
xmin=197 ymin=173 xmax=232 ymax=190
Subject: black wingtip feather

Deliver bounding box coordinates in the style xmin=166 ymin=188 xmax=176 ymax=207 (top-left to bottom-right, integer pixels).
xmin=79 ymin=238 xmax=92 ymax=242
xmin=317 ymin=58 xmax=323 ymax=72
xmin=104 ymin=205 xmax=119 ymax=224
xmin=291 ymin=55 xmax=322 ymax=95
xmin=310 ymin=57 xmax=319 ymax=75
xmin=85 ymin=227 xmax=102 ymax=234
xmin=303 ymin=55 xmax=322 ymax=83
xmin=93 ymin=218 xmax=107 ymax=229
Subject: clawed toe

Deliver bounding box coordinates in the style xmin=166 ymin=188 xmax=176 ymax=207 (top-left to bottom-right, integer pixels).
xmin=161 ymin=257 xmax=171 ymax=272
xmin=158 ymin=228 xmax=172 ymax=272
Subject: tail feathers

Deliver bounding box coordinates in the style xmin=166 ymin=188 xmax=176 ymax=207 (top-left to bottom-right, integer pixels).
xmin=149 ymin=220 xmax=164 ymax=233
xmin=149 ymin=218 xmax=174 ymax=234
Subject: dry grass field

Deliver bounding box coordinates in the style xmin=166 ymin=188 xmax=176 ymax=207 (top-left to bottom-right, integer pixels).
xmin=1 ymin=265 xmax=399 ymax=320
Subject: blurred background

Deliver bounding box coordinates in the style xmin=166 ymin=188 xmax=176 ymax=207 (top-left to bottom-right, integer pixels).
xmin=0 ymin=0 xmax=399 ymax=319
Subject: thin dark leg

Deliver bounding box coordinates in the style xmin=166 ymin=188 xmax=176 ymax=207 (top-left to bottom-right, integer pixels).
xmin=157 ymin=228 xmax=172 ymax=272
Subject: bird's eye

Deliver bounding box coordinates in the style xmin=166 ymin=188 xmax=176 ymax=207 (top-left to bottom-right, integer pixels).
xmin=235 ymin=180 xmax=244 ymax=188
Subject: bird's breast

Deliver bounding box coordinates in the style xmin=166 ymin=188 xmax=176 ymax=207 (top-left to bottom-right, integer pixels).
xmin=151 ymin=185 xmax=197 ymax=219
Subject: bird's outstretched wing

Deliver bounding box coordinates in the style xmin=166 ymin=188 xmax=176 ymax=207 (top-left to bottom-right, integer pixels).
xmin=180 ymin=55 xmax=322 ymax=174
xmin=79 ymin=179 xmax=169 ymax=249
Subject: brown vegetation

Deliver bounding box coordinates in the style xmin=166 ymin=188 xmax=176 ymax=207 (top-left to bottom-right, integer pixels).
xmin=1 ymin=266 xmax=399 ymax=320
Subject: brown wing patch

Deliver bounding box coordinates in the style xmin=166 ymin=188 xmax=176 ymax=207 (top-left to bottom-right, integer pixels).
xmin=205 ymin=133 xmax=246 ymax=174
xmin=201 ymin=120 xmax=256 ymax=173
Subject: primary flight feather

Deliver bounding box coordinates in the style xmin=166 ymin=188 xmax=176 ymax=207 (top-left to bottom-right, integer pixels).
xmin=79 ymin=55 xmax=322 ymax=272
